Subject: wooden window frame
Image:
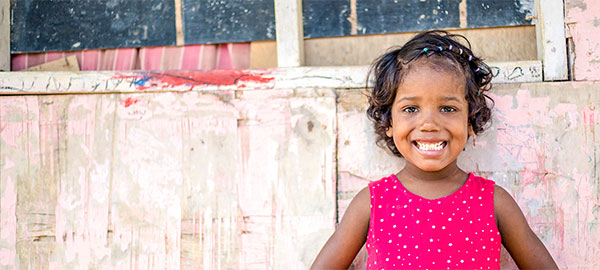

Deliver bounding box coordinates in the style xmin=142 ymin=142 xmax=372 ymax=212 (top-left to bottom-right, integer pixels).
xmin=0 ymin=0 xmax=568 ymax=93
xmin=274 ymin=0 xmax=568 ymax=83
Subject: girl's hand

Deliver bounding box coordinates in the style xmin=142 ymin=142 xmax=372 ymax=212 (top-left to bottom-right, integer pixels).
xmin=311 ymin=187 xmax=371 ymax=269
xmin=494 ymin=185 xmax=559 ymax=269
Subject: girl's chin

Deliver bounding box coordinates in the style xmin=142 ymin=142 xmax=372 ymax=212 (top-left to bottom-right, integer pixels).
xmin=415 ymin=165 xmax=447 ymax=172
xmin=404 ymin=159 xmax=457 ymax=173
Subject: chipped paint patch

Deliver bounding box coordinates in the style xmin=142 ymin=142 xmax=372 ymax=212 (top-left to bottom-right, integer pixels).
xmin=566 ymin=0 xmax=600 ymax=80
xmin=115 ymin=70 xmax=276 ymax=91
xmin=121 ymin=97 xmax=139 ymax=108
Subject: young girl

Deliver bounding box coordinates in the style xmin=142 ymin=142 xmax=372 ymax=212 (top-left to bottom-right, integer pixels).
xmin=311 ymin=31 xmax=557 ymax=269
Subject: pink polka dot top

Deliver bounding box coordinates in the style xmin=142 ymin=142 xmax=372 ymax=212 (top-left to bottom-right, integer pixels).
xmin=366 ymin=173 xmax=501 ymax=269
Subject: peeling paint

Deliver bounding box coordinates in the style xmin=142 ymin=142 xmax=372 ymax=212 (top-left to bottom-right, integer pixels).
xmin=2 ymin=68 xmax=600 ymax=269
xmin=566 ymin=0 xmax=600 ymax=80
xmin=338 ymin=83 xmax=600 ymax=269
xmin=115 ymin=70 xmax=275 ymax=91
xmin=566 ymin=0 xmax=587 ymax=11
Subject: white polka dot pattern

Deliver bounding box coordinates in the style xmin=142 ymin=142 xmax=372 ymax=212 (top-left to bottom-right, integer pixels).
xmin=365 ymin=174 xmax=501 ymax=269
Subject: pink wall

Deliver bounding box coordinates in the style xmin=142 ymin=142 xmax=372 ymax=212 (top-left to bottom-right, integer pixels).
xmin=565 ymin=0 xmax=600 ymax=80
xmin=1 ymin=72 xmax=599 ymax=269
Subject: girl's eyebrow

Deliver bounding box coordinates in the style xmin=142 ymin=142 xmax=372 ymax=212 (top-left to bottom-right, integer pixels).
xmin=396 ymin=96 xmax=462 ymax=102
xmin=441 ymin=96 xmax=461 ymax=102
xmin=395 ymin=96 xmax=418 ymax=103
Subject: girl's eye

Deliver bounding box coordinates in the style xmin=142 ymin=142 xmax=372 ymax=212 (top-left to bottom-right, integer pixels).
xmin=440 ymin=106 xmax=457 ymax=112
xmin=402 ymin=106 xmax=418 ymax=113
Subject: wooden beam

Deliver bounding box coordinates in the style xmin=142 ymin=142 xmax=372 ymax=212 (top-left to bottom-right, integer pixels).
xmin=174 ymin=0 xmax=184 ymax=46
xmin=0 ymin=0 xmax=10 ymax=71
xmin=274 ymin=0 xmax=304 ymax=67
xmin=536 ymin=0 xmax=568 ymax=81
xmin=0 ymin=61 xmax=542 ymax=95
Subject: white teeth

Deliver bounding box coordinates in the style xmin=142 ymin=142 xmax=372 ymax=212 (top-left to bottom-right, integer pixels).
xmin=416 ymin=141 xmax=445 ymax=151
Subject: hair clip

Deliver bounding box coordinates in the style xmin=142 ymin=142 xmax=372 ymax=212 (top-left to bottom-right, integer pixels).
xmin=449 ymin=45 xmax=453 ymax=50
xmin=468 ymin=55 xmax=473 ymax=61
xmin=423 ymin=48 xmax=429 ymax=52
xmin=459 ymin=48 xmax=463 ymax=55
xmin=474 ymin=67 xmax=480 ymax=73
xmin=438 ymin=46 xmax=443 ymax=51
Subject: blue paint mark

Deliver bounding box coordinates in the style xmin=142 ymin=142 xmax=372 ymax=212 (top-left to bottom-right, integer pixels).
xmin=134 ymin=74 xmax=152 ymax=87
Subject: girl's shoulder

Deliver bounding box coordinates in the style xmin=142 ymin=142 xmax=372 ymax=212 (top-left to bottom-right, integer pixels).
xmin=467 ymin=173 xmax=497 ymax=191
xmin=366 ymin=174 xmax=401 ymax=207
xmin=367 ymin=174 xmax=397 ymax=189
xmin=469 ymin=173 xmax=494 ymax=183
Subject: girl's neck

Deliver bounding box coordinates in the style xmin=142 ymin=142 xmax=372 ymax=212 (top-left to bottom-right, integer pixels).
xmin=397 ymin=160 xmax=468 ymax=183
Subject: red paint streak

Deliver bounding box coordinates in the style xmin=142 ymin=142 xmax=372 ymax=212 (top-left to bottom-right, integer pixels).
xmin=554 ymin=207 xmax=564 ymax=249
xmin=582 ymin=106 xmax=599 ymax=125
xmin=121 ymin=97 xmax=139 ymax=108
xmin=114 ymin=70 xmax=275 ymax=91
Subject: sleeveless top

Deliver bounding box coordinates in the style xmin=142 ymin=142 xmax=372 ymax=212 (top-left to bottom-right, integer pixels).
xmin=366 ymin=173 xmax=501 ymax=270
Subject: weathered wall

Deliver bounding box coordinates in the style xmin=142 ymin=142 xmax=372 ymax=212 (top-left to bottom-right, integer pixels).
xmin=0 ymin=89 xmax=336 ymax=269
xmin=338 ymin=82 xmax=600 ymax=269
xmin=2 ymin=0 xmax=600 ymax=265
xmin=0 ymin=69 xmax=599 ymax=269
xmin=565 ymin=0 xmax=600 ymax=81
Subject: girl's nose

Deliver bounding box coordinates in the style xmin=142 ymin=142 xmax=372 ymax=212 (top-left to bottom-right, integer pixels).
xmin=418 ymin=110 xmax=441 ymax=132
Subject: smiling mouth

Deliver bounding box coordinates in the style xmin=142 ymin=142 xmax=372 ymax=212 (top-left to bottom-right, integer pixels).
xmin=414 ymin=141 xmax=447 ymax=151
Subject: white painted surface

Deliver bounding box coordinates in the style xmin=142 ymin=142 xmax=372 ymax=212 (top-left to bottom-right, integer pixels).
xmin=0 ymin=62 xmax=542 ymax=95
xmin=0 ymin=0 xmax=10 ymax=71
xmin=274 ymin=0 xmax=304 ymax=67
xmin=536 ymin=0 xmax=568 ymax=80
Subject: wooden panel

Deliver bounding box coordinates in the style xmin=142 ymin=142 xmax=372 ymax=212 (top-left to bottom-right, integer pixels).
xmin=0 ymin=88 xmax=336 ymax=269
xmin=536 ymin=0 xmax=568 ymax=81
xmin=250 ymin=41 xmax=277 ymax=69
xmin=305 ymin=26 xmax=538 ymax=66
xmin=252 ymin=26 xmax=538 ymax=68
xmin=12 ymin=95 xmax=56 ymax=267
xmin=0 ymin=0 xmax=9 ymax=70
xmin=336 ymin=82 xmax=600 ymax=268
xmin=51 ymin=94 xmax=114 ymax=268
xmin=110 ymin=93 xmax=183 ymax=269
xmin=0 ymin=96 xmax=39 ymax=269
xmin=0 ymin=62 xmax=541 ymax=96
xmin=174 ymin=0 xmax=184 ymax=46
xmin=25 ymin=55 xmax=80 ymax=71
xmin=235 ymin=89 xmax=336 ymax=269
xmin=275 ymin=0 xmax=304 ymax=67
xmin=172 ymin=91 xmax=239 ymax=269
xmin=2 ymin=65 xmax=600 ymax=269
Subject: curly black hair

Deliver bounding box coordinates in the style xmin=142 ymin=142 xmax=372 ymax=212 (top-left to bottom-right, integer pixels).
xmin=366 ymin=30 xmax=494 ymax=157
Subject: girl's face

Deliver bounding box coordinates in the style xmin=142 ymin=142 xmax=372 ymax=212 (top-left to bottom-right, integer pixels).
xmin=386 ymin=61 xmax=472 ymax=173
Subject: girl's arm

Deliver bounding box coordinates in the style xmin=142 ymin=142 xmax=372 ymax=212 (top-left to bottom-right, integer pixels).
xmin=311 ymin=186 xmax=371 ymax=269
xmin=494 ymin=185 xmax=558 ymax=269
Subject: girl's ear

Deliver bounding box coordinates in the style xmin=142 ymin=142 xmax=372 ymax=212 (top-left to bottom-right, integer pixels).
xmin=468 ymin=125 xmax=475 ymax=137
xmin=386 ymin=124 xmax=393 ymax=137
